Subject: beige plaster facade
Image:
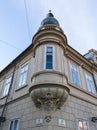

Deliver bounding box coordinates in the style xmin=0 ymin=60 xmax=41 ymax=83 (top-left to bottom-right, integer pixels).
xmin=0 ymin=12 xmax=97 ymax=130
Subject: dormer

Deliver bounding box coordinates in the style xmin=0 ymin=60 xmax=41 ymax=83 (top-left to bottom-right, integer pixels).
xmin=84 ymin=49 xmax=97 ymax=64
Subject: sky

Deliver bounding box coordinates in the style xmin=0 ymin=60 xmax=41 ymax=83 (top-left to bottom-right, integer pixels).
xmin=0 ymin=0 xmax=97 ymax=71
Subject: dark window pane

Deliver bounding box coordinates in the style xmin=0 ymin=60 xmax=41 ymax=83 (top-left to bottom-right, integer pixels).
xmin=14 ymin=120 xmax=18 ymax=130
xmin=9 ymin=121 xmax=13 ymax=130
xmin=47 ymin=47 xmax=52 ymax=53
xmin=46 ymin=55 xmax=53 ymax=69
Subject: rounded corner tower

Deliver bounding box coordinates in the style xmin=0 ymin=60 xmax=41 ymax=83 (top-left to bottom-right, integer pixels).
xmin=29 ymin=11 xmax=70 ymax=122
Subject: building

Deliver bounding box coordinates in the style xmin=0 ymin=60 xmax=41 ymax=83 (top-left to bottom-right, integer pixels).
xmin=0 ymin=11 xmax=97 ymax=130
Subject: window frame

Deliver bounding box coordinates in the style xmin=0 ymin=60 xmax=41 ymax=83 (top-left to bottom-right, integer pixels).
xmin=33 ymin=56 xmax=36 ymax=74
xmin=69 ymin=62 xmax=81 ymax=87
xmin=8 ymin=118 xmax=20 ymax=130
xmin=62 ymin=51 xmax=65 ymax=74
xmin=44 ymin=45 xmax=55 ymax=70
xmin=96 ymin=122 xmax=97 ymax=129
xmin=18 ymin=63 xmax=29 ymax=88
xmin=85 ymin=72 xmax=96 ymax=94
xmin=76 ymin=118 xmax=89 ymax=130
xmin=0 ymin=80 xmax=4 ymax=97
xmin=3 ymin=74 xmax=12 ymax=97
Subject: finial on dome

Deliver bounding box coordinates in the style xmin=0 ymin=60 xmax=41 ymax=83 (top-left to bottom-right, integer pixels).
xmin=49 ymin=10 xmax=51 ymax=13
xmin=47 ymin=10 xmax=54 ymax=17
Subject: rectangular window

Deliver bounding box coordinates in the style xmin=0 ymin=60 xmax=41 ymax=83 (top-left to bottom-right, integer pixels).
xmin=77 ymin=119 xmax=89 ymax=130
xmin=3 ymin=75 xmax=12 ymax=96
xmin=96 ymin=123 xmax=97 ymax=129
xmin=33 ymin=57 xmax=36 ymax=74
xmin=9 ymin=118 xmax=20 ymax=130
xmin=70 ymin=62 xmax=80 ymax=87
xmin=0 ymin=80 xmax=4 ymax=96
xmin=85 ymin=73 xmax=96 ymax=94
xmin=45 ymin=46 xmax=54 ymax=69
xmin=18 ymin=64 xmax=28 ymax=87
xmin=62 ymin=53 xmax=65 ymax=74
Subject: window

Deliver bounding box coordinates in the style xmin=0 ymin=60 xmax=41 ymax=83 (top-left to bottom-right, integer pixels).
xmin=96 ymin=57 xmax=97 ymax=62
xmin=45 ymin=46 xmax=54 ymax=70
xmin=62 ymin=53 xmax=65 ymax=74
xmin=77 ymin=119 xmax=89 ymax=130
xmin=0 ymin=80 xmax=4 ymax=96
xmin=33 ymin=57 xmax=36 ymax=74
xmin=85 ymin=73 xmax=96 ymax=94
xmin=3 ymin=75 xmax=12 ymax=96
xmin=9 ymin=118 xmax=20 ymax=130
xmin=18 ymin=64 xmax=28 ymax=87
xmin=70 ymin=62 xmax=80 ymax=87
xmin=96 ymin=123 xmax=97 ymax=129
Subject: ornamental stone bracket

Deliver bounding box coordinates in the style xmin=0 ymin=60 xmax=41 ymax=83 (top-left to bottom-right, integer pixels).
xmin=29 ymin=84 xmax=70 ymax=115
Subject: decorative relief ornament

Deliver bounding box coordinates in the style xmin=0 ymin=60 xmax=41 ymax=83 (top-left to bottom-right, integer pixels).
xmin=30 ymin=85 xmax=69 ymax=122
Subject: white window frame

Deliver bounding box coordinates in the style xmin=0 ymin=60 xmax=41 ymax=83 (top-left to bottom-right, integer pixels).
xmin=76 ymin=118 xmax=89 ymax=130
xmin=3 ymin=75 xmax=12 ymax=97
xmin=8 ymin=118 xmax=20 ymax=130
xmin=85 ymin=72 xmax=96 ymax=94
xmin=70 ymin=62 xmax=81 ymax=87
xmin=0 ymin=80 xmax=4 ymax=97
xmin=18 ymin=63 xmax=28 ymax=88
xmin=62 ymin=51 xmax=65 ymax=74
xmin=44 ymin=45 xmax=55 ymax=70
xmin=96 ymin=122 xmax=97 ymax=129
xmin=33 ymin=56 xmax=36 ymax=74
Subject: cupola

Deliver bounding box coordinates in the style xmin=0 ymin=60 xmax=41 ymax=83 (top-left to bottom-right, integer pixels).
xmin=41 ymin=10 xmax=60 ymax=26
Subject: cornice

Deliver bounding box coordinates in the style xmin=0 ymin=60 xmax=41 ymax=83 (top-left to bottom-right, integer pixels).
xmin=0 ymin=44 xmax=34 ymax=75
xmin=33 ymin=38 xmax=66 ymax=54
xmin=31 ymin=70 xmax=68 ymax=83
xmin=65 ymin=45 xmax=97 ymax=72
xmin=33 ymin=28 xmax=67 ymax=46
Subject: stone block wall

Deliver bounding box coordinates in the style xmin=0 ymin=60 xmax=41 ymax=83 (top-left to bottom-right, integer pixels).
xmin=0 ymin=95 xmax=97 ymax=130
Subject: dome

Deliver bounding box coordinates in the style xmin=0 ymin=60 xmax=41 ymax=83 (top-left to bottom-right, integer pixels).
xmin=41 ymin=11 xmax=60 ymax=26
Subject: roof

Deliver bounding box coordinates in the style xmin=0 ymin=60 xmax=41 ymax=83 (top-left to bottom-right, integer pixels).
xmin=41 ymin=11 xmax=60 ymax=26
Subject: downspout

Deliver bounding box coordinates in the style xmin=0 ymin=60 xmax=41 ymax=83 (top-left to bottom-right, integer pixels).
xmin=92 ymin=73 xmax=97 ymax=92
xmin=91 ymin=64 xmax=97 ymax=92
xmin=0 ymin=63 xmax=16 ymax=125
xmin=91 ymin=64 xmax=97 ymax=122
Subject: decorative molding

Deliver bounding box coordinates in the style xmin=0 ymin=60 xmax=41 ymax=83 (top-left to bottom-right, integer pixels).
xmin=30 ymin=85 xmax=70 ymax=112
xmin=31 ymin=70 xmax=68 ymax=82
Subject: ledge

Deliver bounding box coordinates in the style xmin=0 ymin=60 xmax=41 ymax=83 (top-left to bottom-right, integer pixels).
xmin=15 ymin=84 xmax=28 ymax=92
xmin=31 ymin=70 xmax=68 ymax=82
xmin=68 ymin=81 xmax=97 ymax=106
xmin=68 ymin=81 xmax=97 ymax=98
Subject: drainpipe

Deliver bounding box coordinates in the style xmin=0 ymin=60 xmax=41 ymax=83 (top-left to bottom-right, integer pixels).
xmin=91 ymin=64 xmax=97 ymax=122
xmin=92 ymin=73 xmax=97 ymax=92
xmin=91 ymin=64 xmax=97 ymax=92
xmin=0 ymin=63 xmax=16 ymax=125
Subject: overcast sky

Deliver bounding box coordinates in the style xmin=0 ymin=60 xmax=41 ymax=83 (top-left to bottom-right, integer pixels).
xmin=0 ymin=0 xmax=97 ymax=71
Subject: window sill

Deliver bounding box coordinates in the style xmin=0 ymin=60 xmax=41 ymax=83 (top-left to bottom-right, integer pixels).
xmin=15 ymin=84 xmax=28 ymax=92
xmin=68 ymin=81 xmax=97 ymax=97
xmin=44 ymin=68 xmax=55 ymax=71
xmin=68 ymin=81 xmax=81 ymax=88
xmin=0 ymin=95 xmax=7 ymax=99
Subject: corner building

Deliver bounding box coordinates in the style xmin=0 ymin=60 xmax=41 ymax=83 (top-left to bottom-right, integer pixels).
xmin=0 ymin=12 xmax=97 ymax=130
